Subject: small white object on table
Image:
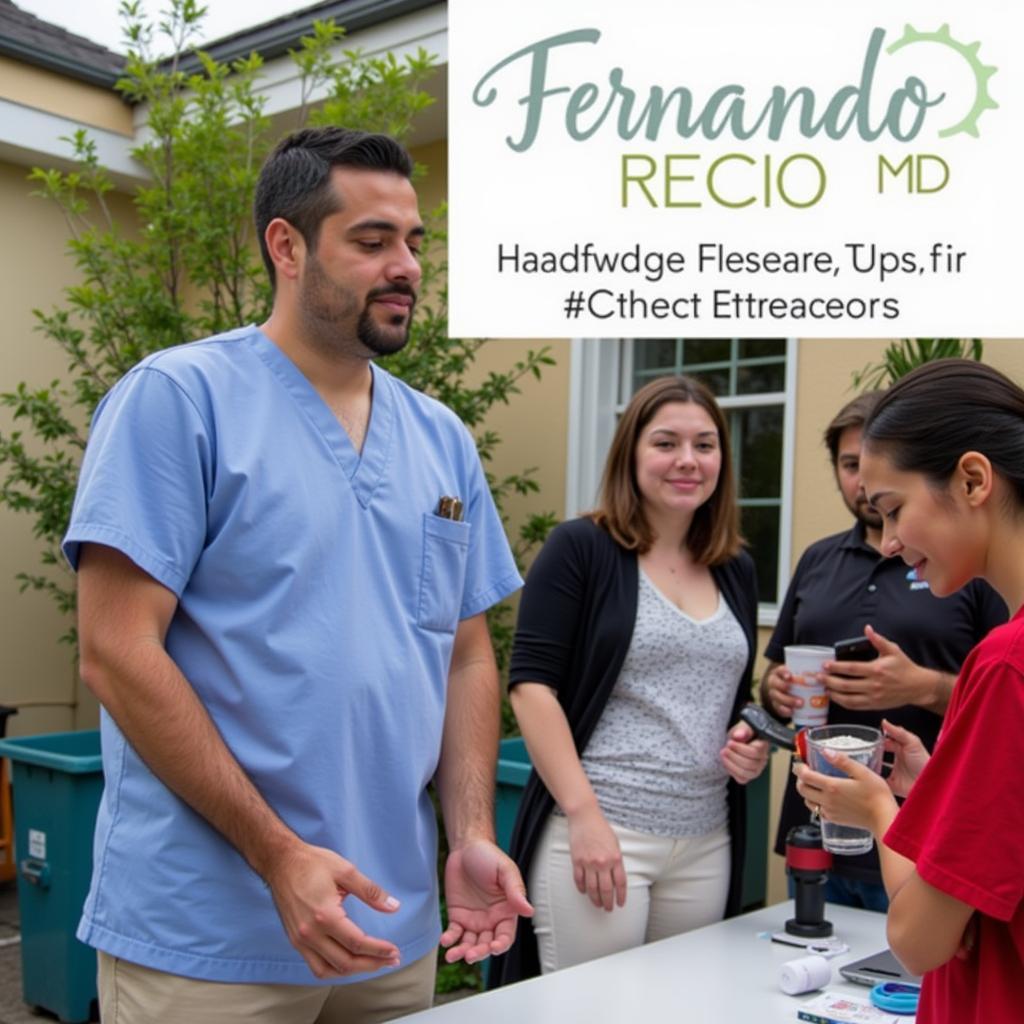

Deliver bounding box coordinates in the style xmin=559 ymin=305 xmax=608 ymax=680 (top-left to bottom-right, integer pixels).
xmin=405 ymin=904 xmax=900 ymax=1023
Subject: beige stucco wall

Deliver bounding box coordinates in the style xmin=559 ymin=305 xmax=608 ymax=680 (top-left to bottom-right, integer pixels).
xmin=409 ymin=138 xmax=444 ymax=210
xmin=0 ymin=159 xmax=96 ymax=736
xmin=0 ymin=53 xmax=133 ymax=740
xmin=474 ymin=337 xmax=571 ymax=529
xmin=0 ymin=55 xmax=132 ymax=135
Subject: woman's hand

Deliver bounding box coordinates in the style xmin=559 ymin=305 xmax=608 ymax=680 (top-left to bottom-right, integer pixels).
xmin=719 ymin=721 xmax=770 ymax=784
xmin=793 ymin=749 xmax=898 ymax=836
xmin=566 ymin=804 xmax=627 ymax=912
xmin=881 ymin=719 xmax=930 ymax=799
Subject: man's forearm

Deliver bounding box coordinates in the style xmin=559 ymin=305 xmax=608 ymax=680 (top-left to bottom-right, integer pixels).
xmin=435 ymin=614 xmax=500 ymax=848
xmin=916 ymin=669 xmax=955 ymax=715
xmin=78 ymin=545 xmax=299 ymax=880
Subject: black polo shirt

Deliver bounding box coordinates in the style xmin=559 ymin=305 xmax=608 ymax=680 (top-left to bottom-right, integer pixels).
xmin=765 ymin=522 xmax=1007 ymax=881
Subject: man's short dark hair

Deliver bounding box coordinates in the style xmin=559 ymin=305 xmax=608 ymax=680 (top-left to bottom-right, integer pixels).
xmin=823 ymin=391 xmax=883 ymax=467
xmin=254 ymin=127 xmax=414 ymax=287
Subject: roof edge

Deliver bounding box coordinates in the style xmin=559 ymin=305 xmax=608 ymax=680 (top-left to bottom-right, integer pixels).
xmin=173 ymin=0 xmax=441 ymax=72
xmin=0 ymin=0 xmax=441 ymax=95
xmin=0 ymin=36 xmax=123 ymax=89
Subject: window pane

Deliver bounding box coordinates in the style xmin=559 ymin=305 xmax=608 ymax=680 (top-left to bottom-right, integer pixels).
xmin=738 ymin=339 xmax=786 ymax=359
xmin=690 ymin=367 xmax=731 ymax=396
xmin=634 ymin=339 xmax=678 ymax=371
xmin=735 ymin=406 xmax=783 ymax=498
xmin=736 ymin=362 xmax=786 ymax=394
xmin=682 ymin=339 xmax=731 ymax=365
xmin=740 ymin=504 xmax=780 ymax=604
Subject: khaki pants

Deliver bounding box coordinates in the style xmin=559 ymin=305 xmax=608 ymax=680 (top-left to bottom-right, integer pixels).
xmin=97 ymin=950 xmax=436 ymax=1024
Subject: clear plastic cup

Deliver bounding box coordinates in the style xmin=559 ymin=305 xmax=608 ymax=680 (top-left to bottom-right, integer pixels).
xmin=784 ymin=645 xmax=833 ymax=727
xmin=804 ymin=725 xmax=885 ymax=855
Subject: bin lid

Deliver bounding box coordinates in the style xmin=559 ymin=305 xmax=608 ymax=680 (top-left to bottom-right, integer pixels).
xmin=497 ymin=736 xmax=532 ymax=785
xmin=0 ymin=730 xmax=102 ymax=773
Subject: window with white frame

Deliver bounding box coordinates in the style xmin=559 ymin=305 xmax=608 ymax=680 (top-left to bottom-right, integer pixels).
xmin=566 ymin=338 xmax=796 ymax=619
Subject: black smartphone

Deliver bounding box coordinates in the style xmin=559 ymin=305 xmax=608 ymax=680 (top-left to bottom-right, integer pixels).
xmin=738 ymin=703 xmax=799 ymax=751
xmin=833 ymin=635 xmax=878 ymax=662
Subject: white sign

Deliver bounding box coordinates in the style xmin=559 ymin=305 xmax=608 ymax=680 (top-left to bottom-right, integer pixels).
xmin=449 ymin=1 xmax=1023 ymax=337
xmin=28 ymin=828 xmax=46 ymax=860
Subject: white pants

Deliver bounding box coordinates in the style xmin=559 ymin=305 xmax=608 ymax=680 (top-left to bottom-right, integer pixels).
xmin=529 ymin=814 xmax=730 ymax=973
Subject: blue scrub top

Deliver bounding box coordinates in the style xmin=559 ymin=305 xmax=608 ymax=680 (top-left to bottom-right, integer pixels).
xmin=63 ymin=326 xmax=522 ymax=983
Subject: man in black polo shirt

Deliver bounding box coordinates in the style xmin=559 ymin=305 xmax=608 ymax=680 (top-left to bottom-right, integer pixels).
xmin=761 ymin=391 xmax=1006 ymax=910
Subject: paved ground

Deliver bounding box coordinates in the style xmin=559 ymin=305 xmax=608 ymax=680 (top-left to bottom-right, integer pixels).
xmin=0 ymin=879 xmax=42 ymax=1024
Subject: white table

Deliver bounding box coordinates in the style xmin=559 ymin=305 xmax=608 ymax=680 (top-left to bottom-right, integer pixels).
xmin=406 ymin=903 xmax=897 ymax=1022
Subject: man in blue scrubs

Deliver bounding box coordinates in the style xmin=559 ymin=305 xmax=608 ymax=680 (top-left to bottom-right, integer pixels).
xmin=64 ymin=127 xmax=531 ymax=1022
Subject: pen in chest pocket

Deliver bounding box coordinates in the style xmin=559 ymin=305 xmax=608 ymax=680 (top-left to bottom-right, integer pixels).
xmin=435 ymin=496 xmax=464 ymax=522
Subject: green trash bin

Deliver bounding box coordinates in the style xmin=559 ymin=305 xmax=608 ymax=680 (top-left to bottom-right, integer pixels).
xmin=0 ymin=730 xmax=102 ymax=1024
xmin=495 ymin=737 xmax=530 ymax=853
xmin=740 ymin=767 xmax=770 ymax=911
xmin=479 ymin=737 xmax=532 ymax=985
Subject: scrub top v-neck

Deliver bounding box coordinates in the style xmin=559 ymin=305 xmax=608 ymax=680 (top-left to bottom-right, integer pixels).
xmin=250 ymin=330 xmax=394 ymax=508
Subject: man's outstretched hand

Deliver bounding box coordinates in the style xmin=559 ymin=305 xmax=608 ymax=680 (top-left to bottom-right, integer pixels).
xmin=441 ymin=839 xmax=534 ymax=964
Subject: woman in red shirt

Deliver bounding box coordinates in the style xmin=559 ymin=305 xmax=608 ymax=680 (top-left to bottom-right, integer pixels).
xmin=795 ymin=359 xmax=1024 ymax=1024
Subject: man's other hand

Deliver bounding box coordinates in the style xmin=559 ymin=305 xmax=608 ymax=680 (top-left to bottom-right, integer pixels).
xmin=440 ymin=839 xmax=534 ymax=964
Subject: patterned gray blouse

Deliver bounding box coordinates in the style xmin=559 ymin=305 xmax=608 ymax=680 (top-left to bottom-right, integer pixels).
xmin=577 ymin=570 xmax=748 ymax=837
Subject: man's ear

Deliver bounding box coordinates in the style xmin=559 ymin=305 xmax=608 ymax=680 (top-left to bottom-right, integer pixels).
xmin=958 ymin=451 xmax=993 ymax=506
xmin=263 ymin=218 xmax=305 ymax=282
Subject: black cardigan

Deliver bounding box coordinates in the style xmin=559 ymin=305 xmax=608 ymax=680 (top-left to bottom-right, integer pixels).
xmin=489 ymin=517 xmax=759 ymax=988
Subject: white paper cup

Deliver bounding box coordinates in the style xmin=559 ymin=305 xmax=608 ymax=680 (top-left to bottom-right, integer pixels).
xmin=784 ymin=645 xmax=833 ymax=727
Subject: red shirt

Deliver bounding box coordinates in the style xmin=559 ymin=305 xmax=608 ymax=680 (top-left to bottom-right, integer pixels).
xmin=885 ymin=609 xmax=1024 ymax=1024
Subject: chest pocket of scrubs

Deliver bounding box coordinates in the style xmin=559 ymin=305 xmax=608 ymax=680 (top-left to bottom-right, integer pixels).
xmin=418 ymin=513 xmax=471 ymax=632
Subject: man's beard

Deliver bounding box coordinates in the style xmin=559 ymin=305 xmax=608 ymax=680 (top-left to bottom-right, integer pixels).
xmin=356 ymin=285 xmax=417 ymax=356
xmin=850 ymin=496 xmax=882 ymax=530
xmin=301 ymin=257 xmax=416 ymax=358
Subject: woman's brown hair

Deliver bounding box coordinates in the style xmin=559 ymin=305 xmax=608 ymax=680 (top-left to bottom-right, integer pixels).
xmin=590 ymin=375 xmax=743 ymax=564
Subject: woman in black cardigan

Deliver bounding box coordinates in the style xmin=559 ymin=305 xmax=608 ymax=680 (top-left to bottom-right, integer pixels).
xmin=491 ymin=375 xmax=768 ymax=986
